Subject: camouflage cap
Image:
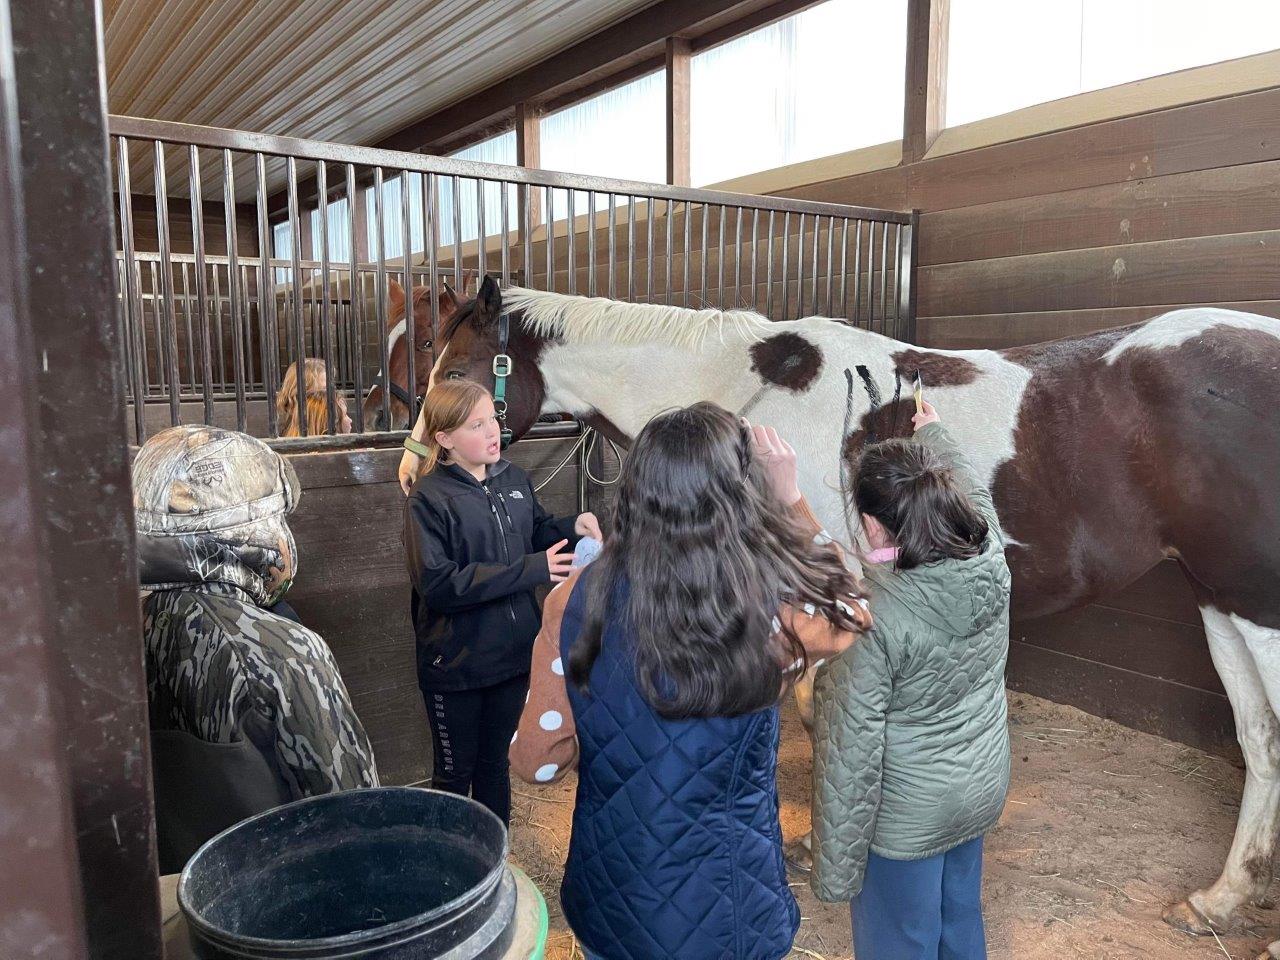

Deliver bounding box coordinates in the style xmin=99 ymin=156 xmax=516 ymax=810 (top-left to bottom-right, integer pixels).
xmin=133 ymin=426 xmax=299 ymax=536
xmin=133 ymin=426 xmax=301 ymax=606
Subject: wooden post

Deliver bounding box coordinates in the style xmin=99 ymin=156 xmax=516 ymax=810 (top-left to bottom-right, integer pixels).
xmin=901 ymin=0 xmax=949 ymax=165
xmin=666 ymin=36 xmax=691 ymax=186
xmin=515 ymin=101 xmax=542 ymax=261
xmin=7 ymin=0 xmax=163 ymax=956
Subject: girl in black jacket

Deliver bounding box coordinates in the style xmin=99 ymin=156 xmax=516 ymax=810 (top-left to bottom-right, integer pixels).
xmin=402 ymin=378 xmax=599 ymax=824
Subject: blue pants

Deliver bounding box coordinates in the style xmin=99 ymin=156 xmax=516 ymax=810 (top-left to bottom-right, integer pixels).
xmin=851 ymin=836 xmax=987 ymax=960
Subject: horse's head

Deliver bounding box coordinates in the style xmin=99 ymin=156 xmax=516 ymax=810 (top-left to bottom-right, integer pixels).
xmin=362 ymin=272 xmax=473 ymax=431
xmin=432 ymin=274 xmax=548 ymax=444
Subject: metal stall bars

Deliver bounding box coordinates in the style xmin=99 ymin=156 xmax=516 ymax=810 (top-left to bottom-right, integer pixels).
xmin=110 ymin=115 xmax=915 ymax=451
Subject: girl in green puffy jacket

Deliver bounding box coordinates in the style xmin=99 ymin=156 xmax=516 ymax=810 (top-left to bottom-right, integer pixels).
xmin=810 ymin=400 xmax=1013 ymax=960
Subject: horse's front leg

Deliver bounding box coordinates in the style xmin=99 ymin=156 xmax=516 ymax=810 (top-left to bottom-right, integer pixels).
xmin=1166 ymin=608 xmax=1280 ymax=937
xmin=785 ymin=666 xmax=819 ymax=873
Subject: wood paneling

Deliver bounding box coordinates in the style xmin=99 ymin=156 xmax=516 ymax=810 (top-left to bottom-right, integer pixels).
xmin=283 ymin=436 xmax=588 ymax=786
xmin=920 ymin=160 xmax=1280 ymax=266
xmin=919 ymin=230 xmax=1280 ymax=318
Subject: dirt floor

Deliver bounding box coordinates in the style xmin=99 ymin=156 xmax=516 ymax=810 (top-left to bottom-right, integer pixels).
xmin=509 ymin=692 xmax=1279 ymax=960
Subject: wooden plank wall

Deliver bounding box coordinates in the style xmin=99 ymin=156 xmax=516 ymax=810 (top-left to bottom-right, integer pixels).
xmin=773 ymin=82 xmax=1280 ymax=759
xmin=283 ymin=433 xmax=607 ymax=786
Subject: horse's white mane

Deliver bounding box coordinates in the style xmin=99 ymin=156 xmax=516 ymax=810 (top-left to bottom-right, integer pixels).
xmin=501 ymin=285 xmax=772 ymax=350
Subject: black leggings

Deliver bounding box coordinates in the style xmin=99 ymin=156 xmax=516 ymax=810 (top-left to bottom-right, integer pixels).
xmin=422 ymin=672 xmax=530 ymax=825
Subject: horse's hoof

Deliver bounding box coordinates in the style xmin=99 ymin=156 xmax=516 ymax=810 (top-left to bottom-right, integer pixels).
xmin=784 ymin=840 xmax=812 ymax=877
xmin=1163 ymin=899 xmax=1223 ymax=936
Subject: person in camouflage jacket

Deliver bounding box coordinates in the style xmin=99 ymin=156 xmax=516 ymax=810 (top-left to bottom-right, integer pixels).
xmin=135 ymin=425 xmax=378 ymax=809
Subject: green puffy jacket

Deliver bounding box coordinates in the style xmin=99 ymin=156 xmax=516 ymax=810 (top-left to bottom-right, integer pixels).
xmin=810 ymin=422 xmax=1012 ymax=902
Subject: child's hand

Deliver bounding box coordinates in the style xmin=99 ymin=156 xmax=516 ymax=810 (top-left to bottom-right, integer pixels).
xmin=746 ymin=420 xmax=802 ymax=505
xmin=574 ymin=512 xmax=603 ymax=541
xmin=545 ymin=539 xmax=575 ymax=583
xmin=912 ymin=400 xmax=941 ymax=432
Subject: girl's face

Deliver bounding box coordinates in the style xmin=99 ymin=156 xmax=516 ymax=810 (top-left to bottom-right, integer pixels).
xmin=437 ymin=395 xmax=502 ymax=468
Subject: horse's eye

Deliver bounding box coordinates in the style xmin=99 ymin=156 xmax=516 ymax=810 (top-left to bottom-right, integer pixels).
xmin=445 ymin=370 xmax=463 ymax=381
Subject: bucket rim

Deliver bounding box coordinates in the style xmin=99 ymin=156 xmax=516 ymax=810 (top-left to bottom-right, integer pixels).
xmin=177 ymin=786 xmax=509 ymax=953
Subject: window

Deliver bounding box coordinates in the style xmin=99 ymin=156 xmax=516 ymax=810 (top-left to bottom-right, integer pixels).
xmin=691 ymin=0 xmax=907 ymax=186
xmin=947 ymin=0 xmax=1280 ymax=127
xmin=541 ymin=71 xmax=665 ymax=185
xmin=310 ymin=195 xmax=351 ymax=264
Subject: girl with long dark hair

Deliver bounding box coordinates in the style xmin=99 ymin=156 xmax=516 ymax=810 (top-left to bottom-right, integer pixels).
xmin=510 ymin=401 xmax=870 ymax=960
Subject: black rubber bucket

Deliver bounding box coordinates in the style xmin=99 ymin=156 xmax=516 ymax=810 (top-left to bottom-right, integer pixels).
xmin=178 ymin=787 xmax=516 ymax=959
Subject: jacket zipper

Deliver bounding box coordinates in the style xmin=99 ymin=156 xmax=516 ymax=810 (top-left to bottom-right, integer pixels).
xmin=484 ymin=481 xmax=519 ymax=626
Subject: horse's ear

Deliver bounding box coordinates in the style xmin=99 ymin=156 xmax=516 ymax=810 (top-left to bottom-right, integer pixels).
xmin=387 ymin=278 xmax=406 ymax=318
xmin=438 ymin=280 xmax=459 ymax=313
xmin=474 ymin=274 xmax=502 ymax=328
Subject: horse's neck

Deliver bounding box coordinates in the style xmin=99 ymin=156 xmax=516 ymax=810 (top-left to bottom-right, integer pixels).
xmin=538 ymin=335 xmax=768 ymax=435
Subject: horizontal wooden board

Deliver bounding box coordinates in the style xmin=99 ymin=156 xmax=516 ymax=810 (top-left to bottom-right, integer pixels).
xmin=919 ymin=160 xmax=1280 ymax=266
xmin=781 ymin=84 xmax=1280 ymax=214
xmin=916 ymin=300 xmax=1280 ymax=350
xmin=1007 ymin=640 xmax=1238 ymax=760
xmin=1013 ymin=605 xmax=1218 ymax=695
xmin=1092 ymin=559 xmax=1204 ymax=628
xmin=918 ymin=230 xmax=1280 ymax=317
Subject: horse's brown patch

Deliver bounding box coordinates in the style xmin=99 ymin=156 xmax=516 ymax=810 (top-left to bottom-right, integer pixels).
xmin=749 ymin=333 xmax=823 ymax=393
xmin=891 ymin=349 xmax=980 ymax=388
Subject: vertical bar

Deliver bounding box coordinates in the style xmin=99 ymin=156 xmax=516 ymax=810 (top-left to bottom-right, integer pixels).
xmin=823 ymin=216 xmax=835 ymax=316
xmin=208 ymin=259 xmax=224 ymax=392
xmin=716 ymin=205 xmax=726 ymax=308
xmin=866 ymin=222 xmax=878 ymax=328
xmin=838 ymin=218 xmax=850 ymax=320
xmin=566 ymin=190 xmax=576 ymax=295
xmin=586 ymin=191 xmax=597 ymax=297
xmin=851 ymin=219 xmax=864 ymax=325
xmin=699 ymin=202 xmax=708 ymax=307
xmin=645 ymin=197 xmax=654 ymax=302
xmin=255 ymin=154 xmax=279 ymax=436
xmin=765 ymin=210 xmax=775 ymax=318
xmin=187 ymin=145 xmax=214 ymax=423
xmin=521 ymin=182 xmax=531 ymax=286
xmin=372 ymin=167 xmax=390 ymax=430
xmin=400 ymin=169 xmax=415 ymax=432
xmin=427 ymin=172 xmax=441 ymax=374
xmin=892 ymin=221 xmax=905 ymax=339
xmin=810 ymin=213 xmax=820 ymax=317
xmin=780 ymin=212 xmax=790 ymax=320
xmin=607 ymin=193 xmax=617 ymax=299
xmin=320 ymin=162 xmax=337 ymax=434
xmin=500 ymin=178 xmax=510 ymax=283
xmin=544 ymin=185 xmax=553 ymax=291
xmin=179 ymin=261 xmax=195 ymax=395
xmin=222 ymin=149 xmax=247 ymax=431
xmin=115 ymin=137 xmax=146 ymax=442
xmin=664 ymin=199 xmax=674 ymax=305
xmin=626 ymin=195 xmax=635 ymax=302
xmin=288 ymin=156 xmax=308 ymax=436
xmin=346 ymin=163 xmax=366 ymax=434
xmin=682 ymin=200 xmax=691 ymax=308
xmin=733 ymin=207 xmax=742 ymax=310
xmin=153 ymin=141 xmax=181 ymax=426
xmin=879 ymin=217 xmax=890 ymax=331
xmin=451 ymin=174 xmax=463 ymax=292
xmin=900 ymin=211 xmax=919 ymax=343
xmin=749 ymin=209 xmax=759 ymax=312
xmin=796 ymin=212 xmax=806 ymax=316
xmin=476 ymin=178 xmax=487 ymax=281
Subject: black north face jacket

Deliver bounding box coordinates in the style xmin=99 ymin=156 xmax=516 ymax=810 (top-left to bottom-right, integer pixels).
xmin=405 ymin=459 xmax=580 ymax=691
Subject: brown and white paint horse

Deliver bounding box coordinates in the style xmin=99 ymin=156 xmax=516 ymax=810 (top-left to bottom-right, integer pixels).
xmin=361 ymin=271 xmax=475 ymax=431
xmin=428 ymin=276 xmax=1280 ymax=957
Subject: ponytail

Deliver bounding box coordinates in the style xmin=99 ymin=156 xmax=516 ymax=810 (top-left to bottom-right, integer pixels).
xmin=853 ymin=440 xmax=988 ymax=571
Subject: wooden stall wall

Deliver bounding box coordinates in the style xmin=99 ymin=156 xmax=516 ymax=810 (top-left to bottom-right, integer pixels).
xmin=772 ymin=81 xmax=1280 ymax=759
xmin=283 ymin=432 xmax=613 ymax=786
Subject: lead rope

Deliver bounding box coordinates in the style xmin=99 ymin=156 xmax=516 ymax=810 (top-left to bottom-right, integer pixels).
xmin=533 ymin=425 xmax=624 ymax=494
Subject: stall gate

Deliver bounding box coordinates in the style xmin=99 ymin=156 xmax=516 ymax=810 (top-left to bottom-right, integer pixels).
xmin=111 ymin=115 xmax=918 ymax=783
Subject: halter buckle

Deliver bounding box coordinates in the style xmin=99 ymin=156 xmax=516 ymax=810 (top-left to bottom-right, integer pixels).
xmin=492 ymin=354 xmax=513 ymax=378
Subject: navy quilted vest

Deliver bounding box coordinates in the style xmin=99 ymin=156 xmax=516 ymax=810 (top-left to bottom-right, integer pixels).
xmin=558 ymin=570 xmax=800 ymax=960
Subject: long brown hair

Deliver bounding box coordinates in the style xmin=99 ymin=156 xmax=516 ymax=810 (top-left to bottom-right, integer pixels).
xmin=853 ymin=440 xmax=989 ymax=570
xmin=569 ymin=402 xmax=867 ymax=720
xmin=278 ymin=359 xmax=328 ymax=437
xmin=413 ymin=379 xmax=492 ymax=478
